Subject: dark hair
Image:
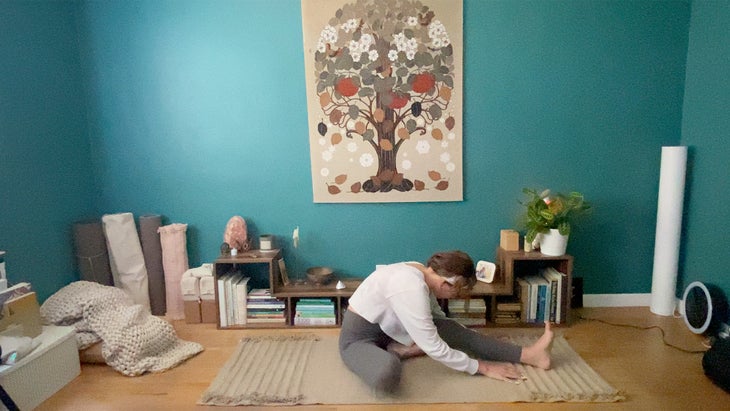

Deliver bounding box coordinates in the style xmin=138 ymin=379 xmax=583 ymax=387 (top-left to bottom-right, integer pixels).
xmin=426 ymin=250 xmax=476 ymax=288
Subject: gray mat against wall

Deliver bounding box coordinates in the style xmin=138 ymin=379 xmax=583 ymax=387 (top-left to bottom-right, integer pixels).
xmin=139 ymin=214 xmax=166 ymax=316
xmin=73 ymin=219 xmax=114 ymax=286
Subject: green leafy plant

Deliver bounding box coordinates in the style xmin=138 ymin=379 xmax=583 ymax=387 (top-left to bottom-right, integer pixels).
xmin=520 ymin=188 xmax=591 ymax=243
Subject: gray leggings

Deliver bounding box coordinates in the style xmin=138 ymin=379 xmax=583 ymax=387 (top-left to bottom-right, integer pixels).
xmin=338 ymin=310 xmax=522 ymax=393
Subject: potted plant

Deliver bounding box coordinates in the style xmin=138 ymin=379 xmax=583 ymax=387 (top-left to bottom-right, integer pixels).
xmin=519 ymin=188 xmax=591 ymax=255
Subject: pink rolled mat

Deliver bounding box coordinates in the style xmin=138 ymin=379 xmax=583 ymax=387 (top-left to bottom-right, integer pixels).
xmin=158 ymin=223 xmax=189 ymax=320
xmin=139 ymin=214 xmax=166 ymax=316
xmin=72 ymin=219 xmax=114 ymax=285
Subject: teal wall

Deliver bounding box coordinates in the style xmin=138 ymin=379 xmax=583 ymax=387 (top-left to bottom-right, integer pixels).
xmin=4 ymin=0 xmax=712 ymax=303
xmin=0 ymin=1 xmax=97 ymax=301
xmin=679 ymin=1 xmax=730 ymax=294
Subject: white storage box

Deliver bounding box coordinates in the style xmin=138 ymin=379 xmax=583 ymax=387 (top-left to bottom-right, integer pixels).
xmin=0 ymin=326 xmax=80 ymax=410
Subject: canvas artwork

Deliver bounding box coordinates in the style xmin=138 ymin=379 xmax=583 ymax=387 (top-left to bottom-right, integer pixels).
xmin=302 ymin=0 xmax=463 ymax=203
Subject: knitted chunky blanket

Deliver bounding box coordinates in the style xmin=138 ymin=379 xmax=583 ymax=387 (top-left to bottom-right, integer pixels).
xmin=40 ymin=281 xmax=203 ymax=376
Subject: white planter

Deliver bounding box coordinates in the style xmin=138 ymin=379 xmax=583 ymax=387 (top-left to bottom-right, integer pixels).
xmin=539 ymin=229 xmax=569 ymax=256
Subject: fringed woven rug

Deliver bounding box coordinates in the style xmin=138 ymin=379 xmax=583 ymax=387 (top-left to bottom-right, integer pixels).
xmin=198 ymin=330 xmax=624 ymax=406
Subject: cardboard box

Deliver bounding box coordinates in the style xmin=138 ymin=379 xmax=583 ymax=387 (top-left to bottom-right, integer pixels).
xmin=0 ymin=292 xmax=42 ymax=338
xmin=183 ymin=299 xmax=202 ymax=324
xmin=201 ymin=298 xmax=218 ymax=323
xmin=0 ymin=326 xmax=80 ymax=411
xmin=500 ymin=229 xmax=520 ymax=251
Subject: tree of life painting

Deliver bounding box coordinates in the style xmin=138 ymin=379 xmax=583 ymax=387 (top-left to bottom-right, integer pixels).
xmin=302 ymin=0 xmax=463 ymax=203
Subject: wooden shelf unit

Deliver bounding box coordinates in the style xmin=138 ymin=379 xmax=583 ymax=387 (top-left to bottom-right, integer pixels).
xmin=494 ymin=247 xmax=573 ymax=325
xmin=213 ymin=250 xmax=361 ymax=328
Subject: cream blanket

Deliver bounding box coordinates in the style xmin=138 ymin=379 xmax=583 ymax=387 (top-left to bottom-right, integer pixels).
xmin=40 ymin=281 xmax=203 ymax=376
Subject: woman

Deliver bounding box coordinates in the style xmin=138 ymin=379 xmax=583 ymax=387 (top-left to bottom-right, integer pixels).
xmin=339 ymin=250 xmax=553 ymax=393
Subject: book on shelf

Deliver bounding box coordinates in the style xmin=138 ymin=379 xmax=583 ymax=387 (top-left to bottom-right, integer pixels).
xmin=524 ymin=275 xmax=549 ymax=323
xmin=293 ymin=316 xmax=336 ymax=326
xmin=516 ymin=266 xmax=568 ymax=325
xmin=295 ymin=298 xmax=336 ymax=325
xmin=233 ymin=276 xmax=250 ymax=325
xmin=516 ymin=277 xmax=530 ymax=323
xmin=496 ymin=301 xmax=521 ymax=312
xmin=246 ymin=288 xmax=286 ymax=323
xmin=217 ymin=272 xmax=250 ymax=327
xmin=247 ymin=316 xmax=286 ymax=324
xmin=540 ymin=267 xmax=567 ymax=324
xmin=448 ymin=298 xmax=486 ymax=314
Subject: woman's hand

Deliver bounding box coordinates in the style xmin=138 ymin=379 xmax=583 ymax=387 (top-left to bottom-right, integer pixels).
xmin=476 ymin=360 xmax=526 ymax=383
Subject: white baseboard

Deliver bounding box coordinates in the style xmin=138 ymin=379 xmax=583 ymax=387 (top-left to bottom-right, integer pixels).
xmin=583 ymin=293 xmax=653 ymax=307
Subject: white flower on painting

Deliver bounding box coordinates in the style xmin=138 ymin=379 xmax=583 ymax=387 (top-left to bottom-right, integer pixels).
xmin=402 ymin=159 xmax=412 ymax=170
xmin=446 ymin=162 xmax=456 ymax=172
xmin=428 ymin=20 xmax=450 ymax=49
xmin=440 ymin=152 xmax=451 ymax=163
xmin=318 ymin=137 xmax=327 ymax=146
xmin=416 ymin=117 xmax=425 ymax=127
xmin=317 ymin=25 xmax=338 ymax=52
xmin=388 ymin=49 xmax=398 ymax=62
xmin=448 ymin=132 xmax=456 ymax=140
xmin=368 ymin=49 xmax=379 ymax=62
xmin=359 ymin=153 xmax=374 ymax=167
xmin=407 ymin=16 xmax=418 ymax=26
xmin=320 ymin=167 xmax=330 ymax=177
xmin=347 ymin=142 xmax=358 ymax=152
xmin=342 ymin=18 xmax=359 ymax=33
xmin=322 ymin=150 xmax=333 ymax=162
xmin=416 ymin=140 xmax=430 ymax=154
xmin=441 ymin=141 xmax=449 ymax=148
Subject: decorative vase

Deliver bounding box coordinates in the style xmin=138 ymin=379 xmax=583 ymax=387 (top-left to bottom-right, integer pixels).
xmin=539 ymin=229 xmax=568 ymax=256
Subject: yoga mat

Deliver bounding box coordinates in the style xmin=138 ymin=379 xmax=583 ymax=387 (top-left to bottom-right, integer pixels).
xmin=72 ymin=219 xmax=113 ymax=286
xmin=651 ymin=146 xmax=687 ymax=316
xmin=102 ymin=212 xmax=151 ymax=311
xmin=158 ymin=223 xmax=189 ymax=320
xmin=139 ymin=214 xmax=166 ymax=316
xmin=199 ymin=331 xmax=624 ymax=406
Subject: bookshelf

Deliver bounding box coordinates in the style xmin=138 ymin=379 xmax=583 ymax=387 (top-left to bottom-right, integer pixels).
xmin=443 ymin=248 xmax=573 ymax=327
xmin=494 ymin=247 xmax=573 ymax=325
xmin=213 ymin=250 xmax=361 ymax=328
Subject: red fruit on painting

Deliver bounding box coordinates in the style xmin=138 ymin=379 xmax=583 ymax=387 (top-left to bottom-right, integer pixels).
xmin=335 ymin=77 xmax=359 ymax=97
xmin=412 ymin=73 xmax=436 ymax=93
xmin=388 ymin=91 xmax=409 ymax=109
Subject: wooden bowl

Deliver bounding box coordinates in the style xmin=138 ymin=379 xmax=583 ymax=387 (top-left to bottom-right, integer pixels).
xmin=306 ymin=266 xmax=334 ymax=285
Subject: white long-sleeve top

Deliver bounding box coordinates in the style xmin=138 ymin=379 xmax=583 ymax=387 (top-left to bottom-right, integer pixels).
xmin=348 ymin=262 xmax=479 ymax=375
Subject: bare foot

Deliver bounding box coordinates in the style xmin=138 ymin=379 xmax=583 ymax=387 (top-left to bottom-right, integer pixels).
xmin=520 ymin=322 xmax=553 ymax=369
xmin=387 ymin=341 xmax=425 ymax=359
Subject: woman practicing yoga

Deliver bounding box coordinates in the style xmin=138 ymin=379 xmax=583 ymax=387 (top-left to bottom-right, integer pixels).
xmin=339 ymin=250 xmax=553 ymax=393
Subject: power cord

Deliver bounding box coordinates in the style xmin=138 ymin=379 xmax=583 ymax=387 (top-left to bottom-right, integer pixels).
xmin=578 ymin=315 xmax=709 ymax=354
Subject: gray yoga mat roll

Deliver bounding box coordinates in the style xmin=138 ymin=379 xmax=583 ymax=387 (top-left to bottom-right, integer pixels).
xmin=73 ymin=219 xmax=114 ymax=285
xmin=139 ymin=214 xmax=166 ymax=316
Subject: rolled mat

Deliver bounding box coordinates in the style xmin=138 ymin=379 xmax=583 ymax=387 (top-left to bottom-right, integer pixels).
xmin=139 ymin=214 xmax=166 ymax=316
xmin=73 ymin=219 xmax=114 ymax=286
xmin=158 ymin=223 xmax=189 ymax=320
xmin=102 ymin=212 xmax=151 ymax=311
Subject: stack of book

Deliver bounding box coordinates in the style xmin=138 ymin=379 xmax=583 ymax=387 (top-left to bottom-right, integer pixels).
xmin=492 ymin=300 xmax=522 ymax=325
xmin=516 ymin=267 xmax=568 ymax=324
xmin=246 ymin=288 xmax=286 ymax=324
xmin=293 ymin=298 xmax=336 ymax=326
xmin=216 ymin=272 xmax=250 ymax=327
xmin=448 ymin=298 xmax=486 ymax=326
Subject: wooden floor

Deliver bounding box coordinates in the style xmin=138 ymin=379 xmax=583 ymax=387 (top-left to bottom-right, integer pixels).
xmin=39 ymin=307 xmax=728 ymax=410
